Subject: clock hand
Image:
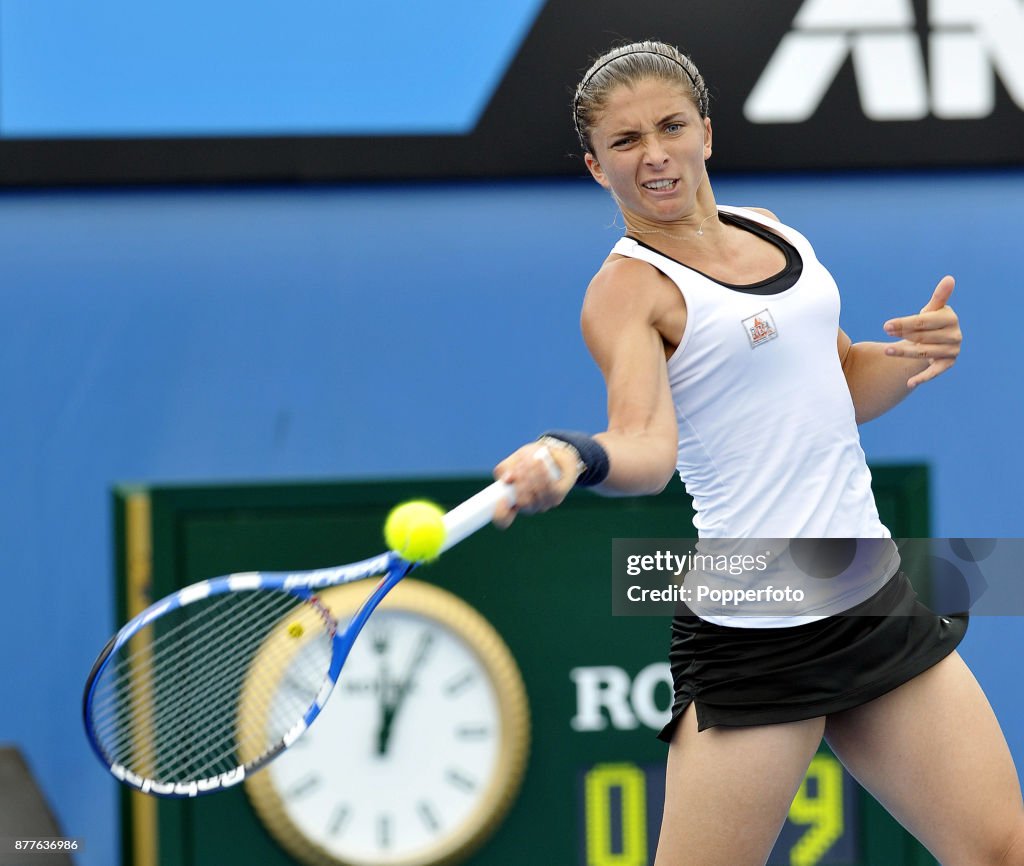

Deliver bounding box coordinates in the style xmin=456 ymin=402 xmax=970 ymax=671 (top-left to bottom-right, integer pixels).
xmin=377 ymin=630 xmax=435 ymax=756
xmin=371 ymin=622 xmax=397 ymax=756
xmin=370 ymin=621 xmax=389 ymax=655
xmin=375 ymin=659 xmax=396 ymax=756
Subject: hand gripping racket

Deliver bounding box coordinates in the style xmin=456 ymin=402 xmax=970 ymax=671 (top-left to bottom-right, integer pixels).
xmin=82 ymin=479 xmax=520 ymax=798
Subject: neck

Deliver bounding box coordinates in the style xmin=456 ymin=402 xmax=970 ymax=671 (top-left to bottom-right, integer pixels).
xmin=623 ymin=210 xmax=718 ymax=241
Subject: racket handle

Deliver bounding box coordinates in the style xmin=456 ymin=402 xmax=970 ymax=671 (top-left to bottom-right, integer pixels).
xmin=440 ymin=445 xmax=563 ymax=553
xmin=441 ymin=481 xmax=515 ymax=552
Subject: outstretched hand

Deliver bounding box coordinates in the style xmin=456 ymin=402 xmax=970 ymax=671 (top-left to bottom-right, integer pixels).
xmin=882 ymin=275 xmax=962 ymax=389
xmin=492 ymin=442 xmax=579 ymax=528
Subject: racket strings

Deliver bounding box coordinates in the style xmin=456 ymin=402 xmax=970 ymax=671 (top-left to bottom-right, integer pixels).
xmin=110 ymin=594 xmax=329 ymax=781
xmin=149 ymin=636 xmax=327 ymax=782
xmin=92 ymin=589 xmax=294 ymax=744
xmin=159 ymin=638 xmax=332 ymax=783
xmin=91 ymin=587 xmax=289 ymax=725
xmin=91 ymin=593 xmax=277 ymax=778
xmin=89 ymin=588 xmax=334 ymax=784
xmin=108 ymin=628 xmax=280 ymax=778
xmin=89 ymin=588 xmax=274 ymax=749
xmin=91 ymin=591 xmax=295 ymax=773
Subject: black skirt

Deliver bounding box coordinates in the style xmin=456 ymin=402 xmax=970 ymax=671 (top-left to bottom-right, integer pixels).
xmin=658 ymin=571 xmax=968 ymax=741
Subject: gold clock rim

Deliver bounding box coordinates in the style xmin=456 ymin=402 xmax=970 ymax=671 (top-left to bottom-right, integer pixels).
xmin=244 ymin=577 xmax=531 ymax=866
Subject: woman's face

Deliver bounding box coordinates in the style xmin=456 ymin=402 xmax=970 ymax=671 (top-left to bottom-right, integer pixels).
xmin=584 ymin=77 xmax=713 ymax=223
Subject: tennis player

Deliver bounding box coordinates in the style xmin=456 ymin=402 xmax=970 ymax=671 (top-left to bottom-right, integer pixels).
xmin=494 ymin=41 xmax=1023 ymax=866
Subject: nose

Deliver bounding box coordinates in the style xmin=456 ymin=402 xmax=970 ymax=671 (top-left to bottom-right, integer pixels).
xmin=641 ymin=133 xmax=669 ymax=166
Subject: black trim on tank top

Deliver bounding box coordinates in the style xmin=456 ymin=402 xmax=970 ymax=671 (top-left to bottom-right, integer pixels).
xmin=630 ymin=211 xmax=803 ymax=295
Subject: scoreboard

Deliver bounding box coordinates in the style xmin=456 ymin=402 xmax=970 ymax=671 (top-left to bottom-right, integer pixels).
xmin=580 ymin=755 xmax=857 ymax=866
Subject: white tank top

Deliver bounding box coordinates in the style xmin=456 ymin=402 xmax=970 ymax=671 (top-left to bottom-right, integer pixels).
xmin=610 ymin=205 xmax=898 ymax=626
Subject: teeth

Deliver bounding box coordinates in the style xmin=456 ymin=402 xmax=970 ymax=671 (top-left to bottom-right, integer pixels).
xmin=644 ymin=179 xmax=676 ymax=190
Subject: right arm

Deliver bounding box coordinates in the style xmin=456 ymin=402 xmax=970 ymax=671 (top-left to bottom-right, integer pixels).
xmin=584 ymin=257 xmax=680 ymax=495
xmin=494 ymin=257 xmax=680 ymax=524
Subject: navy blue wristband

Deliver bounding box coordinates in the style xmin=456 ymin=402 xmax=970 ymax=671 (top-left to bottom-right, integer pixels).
xmin=540 ymin=430 xmax=610 ymax=487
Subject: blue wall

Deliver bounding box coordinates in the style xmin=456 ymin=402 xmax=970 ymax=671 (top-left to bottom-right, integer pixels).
xmin=1 ymin=172 xmax=1022 ymax=866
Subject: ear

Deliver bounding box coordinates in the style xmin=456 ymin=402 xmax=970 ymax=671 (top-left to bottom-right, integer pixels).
xmin=584 ymin=151 xmax=611 ymax=190
xmin=703 ymin=116 xmax=713 ymax=160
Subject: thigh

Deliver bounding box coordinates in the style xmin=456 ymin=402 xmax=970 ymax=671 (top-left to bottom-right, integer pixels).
xmin=824 ymin=651 xmax=1024 ymax=866
xmin=655 ymin=703 xmax=826 ymax=866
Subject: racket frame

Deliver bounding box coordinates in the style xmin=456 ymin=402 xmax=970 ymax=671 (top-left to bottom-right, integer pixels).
xmin=82 ymin=479 xmax=516 ymax=797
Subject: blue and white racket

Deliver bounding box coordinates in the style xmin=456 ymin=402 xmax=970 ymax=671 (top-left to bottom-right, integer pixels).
xmin=82 ymin=480 xmax=518 ymax=798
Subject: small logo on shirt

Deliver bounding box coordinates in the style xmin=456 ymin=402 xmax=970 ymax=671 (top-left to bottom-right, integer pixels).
xmin=743 ymin=309 xmax=778 ymax=348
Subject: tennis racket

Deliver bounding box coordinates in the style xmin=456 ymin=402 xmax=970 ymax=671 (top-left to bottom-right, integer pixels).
xmin=82 ymin=479 xmax=520 ymax=798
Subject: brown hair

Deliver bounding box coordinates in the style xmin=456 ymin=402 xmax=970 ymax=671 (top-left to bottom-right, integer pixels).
xmin=573 ymin=41 xmax=709 ymax=153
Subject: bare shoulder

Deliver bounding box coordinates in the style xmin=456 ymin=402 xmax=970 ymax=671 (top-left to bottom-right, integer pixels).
xmin=582 ymin=255 xmax=672 ymax=324
xmin=581 ymin=255 xmax=684 ymax=362
xmin=741 ymin=206 xmax=781 ymax=222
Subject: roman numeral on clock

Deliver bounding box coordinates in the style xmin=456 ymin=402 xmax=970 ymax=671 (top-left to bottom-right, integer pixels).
xmin=417 ymin=800 xmax=440 ymax=833
xmin=455 ymin=724 xmax=490 ymax=740
xmin=285 ymin=774 xmax=322 ymax=800
xmin=327 ymin=804 xmax=351 ymax=837
xmin=445 ymin=768 xmax=477 ymax=792
xmin=443 ymin=671 xmax=476 ymax=697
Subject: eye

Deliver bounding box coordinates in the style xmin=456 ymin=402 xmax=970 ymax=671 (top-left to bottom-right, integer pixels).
xmin=611 ymin=136 xmax=636 ymax=149
xmin=664 ymin=122 xmax=684 ymax=134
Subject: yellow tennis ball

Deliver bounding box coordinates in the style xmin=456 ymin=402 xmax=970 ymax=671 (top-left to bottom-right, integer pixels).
xmin=384 ymin=500 xmax=447 ymax=562
xmin=287 ymin=621 xmax=304 ymax=639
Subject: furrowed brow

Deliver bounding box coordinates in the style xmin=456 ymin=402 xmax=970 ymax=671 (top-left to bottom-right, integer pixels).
xmin=608 ymin=113 xmax=687 ymax=137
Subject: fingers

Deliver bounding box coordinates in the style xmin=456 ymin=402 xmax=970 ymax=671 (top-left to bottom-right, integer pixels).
xmin=491 ymin=442 xmax=577 ymax=528
xmin=883 ymin=338 xmax=960 ymax=361
xmin=880 ymin=276 xmax=962 ymax=389
xmin=881 ymin=276 xmax=962 ymax=392
xmin=492 ymin=498 xmax=517 ymax=530
xmin=883 ymin=275 xmax=957 ymax=339
xmin=922 ymin=274 xmax=955 ymax=313
xmin=884 ymin=332 xmax=961 ymax=389
xmin=883 ymin=307 xmax=959 ymax=340
xmin=906 ymin=358 xmax=955 ymax=390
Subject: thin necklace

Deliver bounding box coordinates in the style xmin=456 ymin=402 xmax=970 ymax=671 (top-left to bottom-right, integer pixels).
xmin=626 ymin=211 xmax=716 ymax=240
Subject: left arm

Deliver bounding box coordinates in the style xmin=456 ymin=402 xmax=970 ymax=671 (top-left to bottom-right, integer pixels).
xmin=840 ymin=275 xmax=962 ymax=424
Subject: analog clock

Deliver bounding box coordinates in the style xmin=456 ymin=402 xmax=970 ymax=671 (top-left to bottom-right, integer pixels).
xmin=243 ymin=578 xmax=530 ymax=866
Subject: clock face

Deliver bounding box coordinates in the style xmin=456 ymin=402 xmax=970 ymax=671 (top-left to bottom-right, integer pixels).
xmin=245 ymin=580 xmax=529 ymax=866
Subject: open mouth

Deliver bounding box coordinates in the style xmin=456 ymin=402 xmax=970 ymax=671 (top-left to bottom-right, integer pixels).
xmin=642 ymin=179 xmax=678 ymax=191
